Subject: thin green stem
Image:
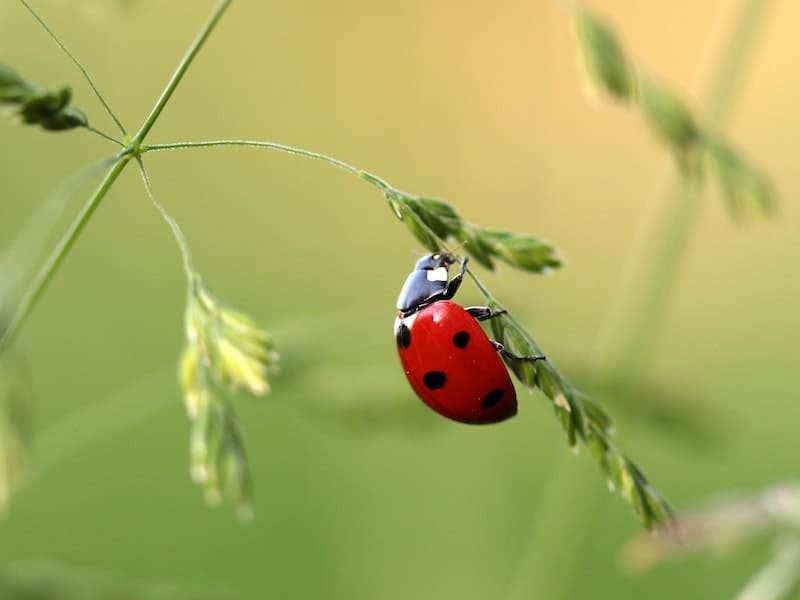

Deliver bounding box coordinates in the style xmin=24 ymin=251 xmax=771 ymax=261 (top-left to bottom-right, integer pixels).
xmin=0 ymin=155 xmax=131 ymax=351
xmin=136 ymin=157 xmax=195 ymax=280
xmin=465 ymin=269 xmax=496 ymax=303
xmin=1 ymin=2 xmax=235 ymax=348
xmin=86 ymin=126 xmax=124 ymax=147
xmin=18 ymin=0 xmax=127 ymax=137
xmin=703 ymin=0 xmax=776 ymax=129
xmin=147 ymin=139 xmax=517 ymax=313
xmin=143 ymin=139 xmax=516 ymax=306
xmin=142 ymin=139 xmax=393 ymax=192
xmin=144 ymin=140 xmax=508 ymax=311
xmin=132 ymin=0 xmax=232 ymax=145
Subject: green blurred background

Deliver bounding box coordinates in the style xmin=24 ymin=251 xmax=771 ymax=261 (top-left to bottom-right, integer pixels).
xmin=1 ymin=0 xmax=798 ymax=598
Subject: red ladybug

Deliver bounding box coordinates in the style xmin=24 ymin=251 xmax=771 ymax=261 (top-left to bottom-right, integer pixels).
xmin=394 ymin=252 xmax=544 ymax=424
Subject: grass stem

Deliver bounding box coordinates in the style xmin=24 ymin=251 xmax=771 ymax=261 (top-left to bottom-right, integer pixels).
xmin=136 ymin=158 xmax=195 ymax=280
xmin=506 ymin=1 xmax=776 ymax=598
xmin=595 ymin=0 xmax=775 ymax=377
xmin=2 ymin=0 xmax=235 ymax=349
xmin=142 ymin=139 xmax=392 ymax=190
xmin=132 ymin=0 xmax=232 ymax=145
xmin=0 ymin=156 xmax=130 ymax=351
xmin=18 ymin=0 xmax=128 ymax=137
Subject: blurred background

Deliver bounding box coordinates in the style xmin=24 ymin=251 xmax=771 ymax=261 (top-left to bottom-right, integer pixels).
xmin=1 ymin=0 xmax=798 ymax=598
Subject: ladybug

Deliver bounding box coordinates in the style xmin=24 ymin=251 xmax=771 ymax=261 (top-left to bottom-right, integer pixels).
xmin=394 ymin=252 xmax=544 ymax=424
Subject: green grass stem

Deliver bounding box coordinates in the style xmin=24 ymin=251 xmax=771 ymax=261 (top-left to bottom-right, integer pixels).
xmin=0 ymin=155 xmax=129 ymax=351
xmin=2 ymin=0 xmax=235 ymax=351
xmin=18 ymin=0 xmax=128 ymax=137
xmin=131 ymin=0 xmax=232 ymax=145
xmin=506 ymin=1 xmax=776 ymax=598
xmin=595 ymin=0 xmax=775 ymax=376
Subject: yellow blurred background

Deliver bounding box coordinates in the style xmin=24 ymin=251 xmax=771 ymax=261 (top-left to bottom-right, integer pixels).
xmin=1 ymin=0 xmax=798 ymax=598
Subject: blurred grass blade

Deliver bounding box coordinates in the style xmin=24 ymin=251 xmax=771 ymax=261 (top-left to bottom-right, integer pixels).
xmin=0 ymin=351 xmax=34 ymax=513
xmin=572 ymin=7 xmax=776 ymax=216
xmin=639 ymin=76 xmax=701 ymax=156
xmin=620 ymin=483 xmax=800 ymax=573
xmin=706 ymin=134 xmax=776 ymax=218
xmin=0 ymin=64 xmax=34 ymax=102
xmin=735 ymin=537 xmax=800 ymax=600
xmin=574 ymin=9 xmax=635 ymax=101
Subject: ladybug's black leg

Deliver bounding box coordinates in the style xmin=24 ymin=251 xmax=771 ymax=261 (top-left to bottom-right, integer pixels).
xmin=466 ymin=306 xmax=507 ymax=322
xmin=440 ymin=256 xmax=469 ymax=300
xmin=491 ymin=340 xmax=546 ymax=362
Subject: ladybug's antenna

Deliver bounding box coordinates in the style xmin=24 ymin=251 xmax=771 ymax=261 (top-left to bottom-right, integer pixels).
xmin=409 ymin=242 xmax=467 ymax=260
xmin=445 ymin=240 xmax=469 ymax=257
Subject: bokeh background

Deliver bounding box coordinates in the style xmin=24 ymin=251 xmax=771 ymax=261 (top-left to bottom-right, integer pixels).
xmin=1 ymin=0 xmax=798 ymax=598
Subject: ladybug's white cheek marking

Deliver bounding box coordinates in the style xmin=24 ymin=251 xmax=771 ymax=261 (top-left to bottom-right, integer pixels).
xmin=427 ymin=267 xmax=448 ymax=282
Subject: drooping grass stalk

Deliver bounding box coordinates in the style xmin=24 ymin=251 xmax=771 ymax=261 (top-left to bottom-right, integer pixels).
xmin=18 ymin=0 xmax=127 ymax=137
xmin=506 ymin=1 xmax=775 ymax=599
xmin=136 ymin=158 xmax=195 ymax=280
xmin=143 ymin=140 xmax=393 ymax=191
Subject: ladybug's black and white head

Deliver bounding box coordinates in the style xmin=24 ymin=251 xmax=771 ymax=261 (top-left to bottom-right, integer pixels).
xmin=396 ymin=252 xmax=457 ymax=315
xmin=411 ymin=252 xmax=456 ymax=272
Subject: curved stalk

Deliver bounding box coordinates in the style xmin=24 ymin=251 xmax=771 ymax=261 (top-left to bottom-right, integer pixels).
xmin=142 ymin=139 xmax=393 ymax=191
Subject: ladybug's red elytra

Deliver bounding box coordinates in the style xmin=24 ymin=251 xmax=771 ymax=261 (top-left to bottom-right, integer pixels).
xmin=394 ymin=252 xmax=545 ymax=424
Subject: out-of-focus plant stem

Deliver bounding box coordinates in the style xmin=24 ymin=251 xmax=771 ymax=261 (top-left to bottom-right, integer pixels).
xmin=596 ymin=0 xmax=775 ymax=378
xmin=507 ymin=1 xmax=775 ymax=599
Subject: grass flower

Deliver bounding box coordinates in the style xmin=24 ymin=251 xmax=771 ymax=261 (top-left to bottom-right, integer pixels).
xmin=0 ymin=63 xmax=87 ymax=131
xmin=179 ymin=275 xmax=278 ymax=518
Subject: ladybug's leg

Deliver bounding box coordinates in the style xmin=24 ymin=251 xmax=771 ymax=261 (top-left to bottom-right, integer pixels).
xmin=491 ymin=340 xmax=546 ymax=362
xmin=465 ymin=306 xmax=507 ymax=322
xmin=439 ymin=256 xmax=469 ymax=300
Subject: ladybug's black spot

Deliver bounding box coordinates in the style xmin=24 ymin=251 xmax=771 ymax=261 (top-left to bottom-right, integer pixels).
xmin=396 ymin=322 xmax=411 ymax=349
xmin=452 ymin=331 xmax=470 ymax=349
xmin=423 ymin=371 xmax=447 ymax=390
xmin=481 ymin=388 xmax=504 ymax=409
